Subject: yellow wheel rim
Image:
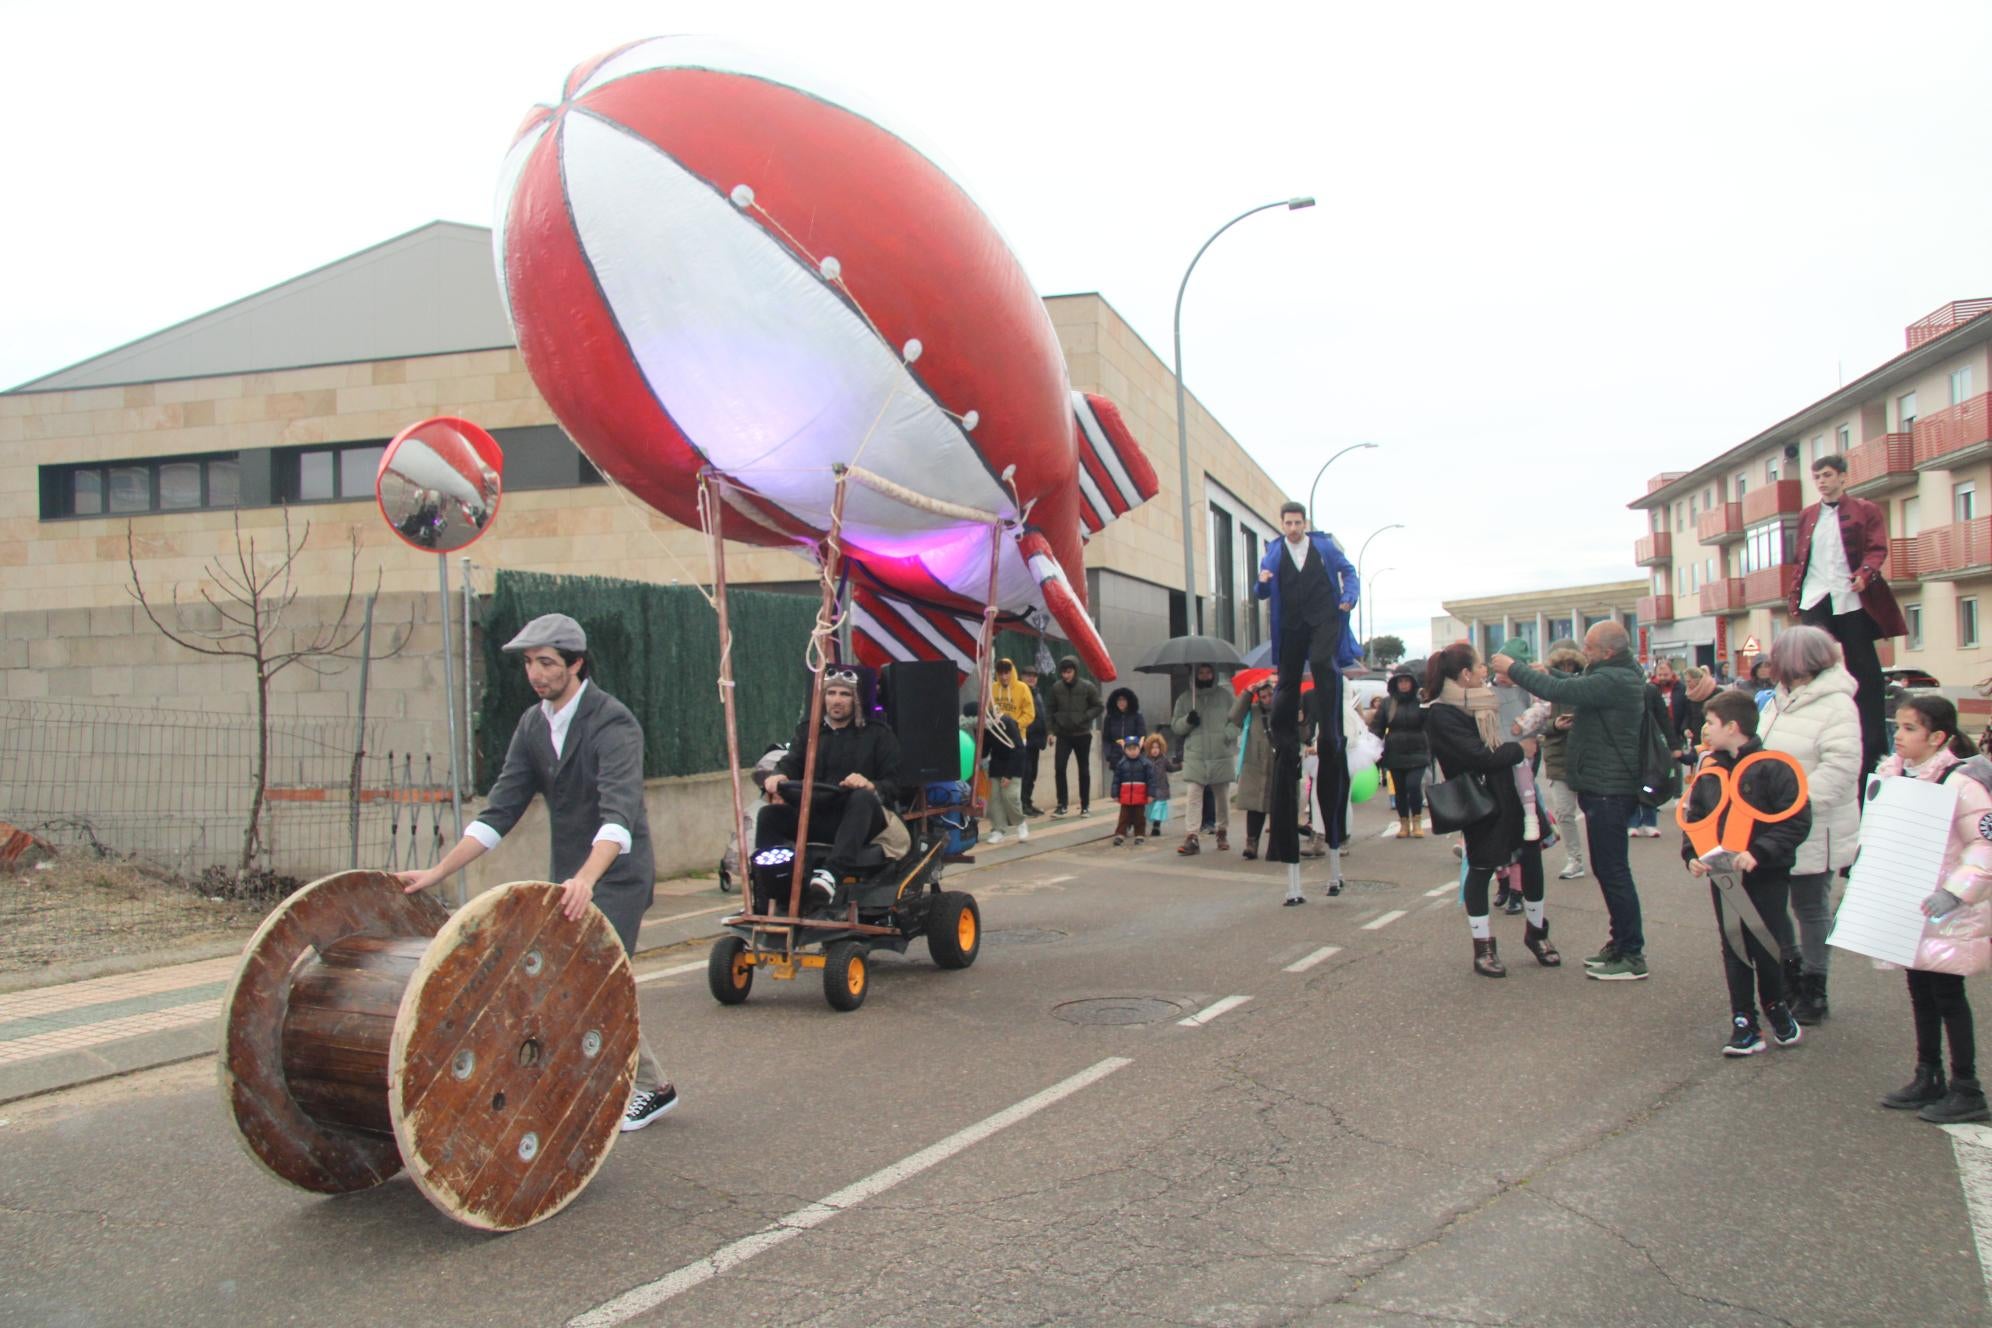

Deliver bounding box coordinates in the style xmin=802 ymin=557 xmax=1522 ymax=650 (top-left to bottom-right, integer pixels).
xmin=957 ymin=908 xmax=977 ymax=951
xmin=847 ymin=953 xmax=867 ymax=996
xmin=731 ymin=954 xmax=751 ymax=988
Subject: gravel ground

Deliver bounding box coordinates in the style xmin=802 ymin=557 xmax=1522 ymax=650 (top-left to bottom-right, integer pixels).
xmin=0 ymin=861 xmax=274 ymax=975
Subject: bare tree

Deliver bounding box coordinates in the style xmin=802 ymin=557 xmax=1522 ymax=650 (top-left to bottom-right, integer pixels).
xmin=127 ymin=507 xmax=403 ymax=871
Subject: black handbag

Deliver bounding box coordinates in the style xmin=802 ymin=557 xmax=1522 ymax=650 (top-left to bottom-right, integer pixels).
xmin=1425 ymin=758 xmax=1498 ymax=833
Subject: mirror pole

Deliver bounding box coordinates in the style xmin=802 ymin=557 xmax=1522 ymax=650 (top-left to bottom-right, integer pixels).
xmin=436 ymin=552 xmax=466 ymax=906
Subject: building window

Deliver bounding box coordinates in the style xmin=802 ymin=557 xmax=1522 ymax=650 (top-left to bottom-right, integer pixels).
xmin=1954 ymin=366 xmax=1976 ymax=406
xmin=1741 ymin=522 xmax=1786 ymax=575
xmin=1515 ymin=621 xmax=1539 ymax=658
xmin=1482 ymin=624 xmax=1504 ymax=659
xmin=1956 ymin=481 xmax=1978 ymax=525
xmin=1208 ymin=500 xmax=1236 ymax=644
xmin=1239 ymin=522 xmax=1263 ymax=648
xmin=1766 ymin=456 xmax=1780 ymax=483
xmin=1907 ymin=603 xmax=1924 ymax=651
xmin=1897 ymin=391 xmax=1919 ymax=432
xmin=1689 ymin=497 xmax=1700 ymax=524
xmin=1962 ymin=597 xmax=1980 ymax=649
xmin=281 ymin=441 xmax=387 ymax=503
xmin=1733 ymin=471 xmax=1748 ymax=500
xmin=1621 ymin=611 xmax=1638 ymax=637
xmin=1548 ymin=616 xmax=1574 ymax=643
xmin=1582 ymin=614 xmax=1609 ymax=632
xmin=1706 ymin=557 xmax=1716 ymax=584
xmin=1836 ymin=424 xmax=1851 ymax=450
xmin=1902 ymin=496 xmax=1921 ymax=538
xmin=41 ymin=453 xmax=241 ymax=519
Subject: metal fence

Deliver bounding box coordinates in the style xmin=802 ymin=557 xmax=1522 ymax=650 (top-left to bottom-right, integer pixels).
xmin=0 ymin=700 xmax=456 ymax=945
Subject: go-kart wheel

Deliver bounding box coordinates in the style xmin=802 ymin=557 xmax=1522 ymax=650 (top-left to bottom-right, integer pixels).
xmin=823 ymin=941 xmax=869 ymax=1012
xmin=926 ymin=891 xmax=981 ymax=970
xmin=708 ymin=936 xmax=753 ymax=1005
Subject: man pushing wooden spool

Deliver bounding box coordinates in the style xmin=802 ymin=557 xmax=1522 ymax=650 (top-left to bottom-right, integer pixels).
xmin=218 ymin=870 xmax=639 ymax=1231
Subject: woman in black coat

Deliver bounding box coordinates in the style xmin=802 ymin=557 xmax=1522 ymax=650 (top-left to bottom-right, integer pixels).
xmin=1425 ymin=643 xmax=1561 ymax=978
xmin=1369 ymin=666 xmax=1430 ymax=839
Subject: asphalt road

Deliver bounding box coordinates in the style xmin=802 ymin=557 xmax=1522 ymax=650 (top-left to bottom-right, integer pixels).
xmin=3 ymin=807 xmax=1988 ymax=1327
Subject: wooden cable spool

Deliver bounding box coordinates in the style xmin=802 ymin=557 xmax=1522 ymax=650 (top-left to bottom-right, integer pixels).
xmin=219 ymin=871 xmax=640 ymax=1231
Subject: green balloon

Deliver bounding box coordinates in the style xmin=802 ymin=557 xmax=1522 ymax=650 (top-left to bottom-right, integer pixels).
xmin=1350 ymin=764 xmax=1380 ymax=804
xmin=959 ymin=730 xmax=975 ymax=782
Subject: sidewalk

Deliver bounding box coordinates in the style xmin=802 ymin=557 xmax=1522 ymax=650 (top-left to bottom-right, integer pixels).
xmin=0 ymin=810 xmax=1111 ymax=1106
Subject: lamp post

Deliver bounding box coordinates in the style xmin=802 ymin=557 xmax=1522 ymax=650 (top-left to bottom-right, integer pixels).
xmin=1365 ymin=567 xmax=1396 ymax=666
xmin=1355 ymin=523 xmax=1405 ymax=648
xmin=1173 ymin=195 xmax=1316 ymax=634
xmin=1307 ymin=442 xmax=1379 ymax=529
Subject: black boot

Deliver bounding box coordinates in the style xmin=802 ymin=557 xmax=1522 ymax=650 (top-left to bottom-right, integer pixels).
xmin=1792 ymin=971 xmax=1829 ymax=1026
xmin=1782 ymin=954 xmax=1804 ymax=1003
xmin=1920 ymin=1076 xmax=1992 ymax=1124
xmin=1882 ymin=1063 xmax=1947 ymax=1110
xmin=1522 ymin=920 xmax=1562 ymax=967
xmin=1472 ymin=937 xmax=1506 ymax=978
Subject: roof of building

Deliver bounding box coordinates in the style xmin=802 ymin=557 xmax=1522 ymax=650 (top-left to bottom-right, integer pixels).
xmin=1629 ymin=300 xmax=1992 ymax=510
xmin=10 ymin=222 xmax=511 ymax=392
xmin=1439 ymin=578 xmax=1648 ymax=618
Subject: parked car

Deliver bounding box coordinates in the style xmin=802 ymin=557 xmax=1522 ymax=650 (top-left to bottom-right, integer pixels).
xmin=1882 ymin=667 xmax=1941 ymax=690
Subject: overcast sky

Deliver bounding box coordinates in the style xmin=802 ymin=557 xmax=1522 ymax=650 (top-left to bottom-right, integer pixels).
xmin=7 ymin=2 xmax=1990 ymax=653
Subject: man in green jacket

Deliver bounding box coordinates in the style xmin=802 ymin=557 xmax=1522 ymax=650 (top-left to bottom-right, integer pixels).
xmin=1492 ymin=621 xmax=1651 ymax=982
xmin=1045 ymin=655 xmax=1104 ymax=817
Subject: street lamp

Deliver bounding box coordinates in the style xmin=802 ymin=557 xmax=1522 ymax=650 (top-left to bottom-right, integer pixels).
xmin=1173 ymin=195 xmax=1316 ymax=634
xmin=1355 ymin=524 xmax=1405 ymax=646
xmin=1307 ymin=442 xmax=1379 ymax=529
xmin=1365 ymin=567 xmax=1396 ymax=665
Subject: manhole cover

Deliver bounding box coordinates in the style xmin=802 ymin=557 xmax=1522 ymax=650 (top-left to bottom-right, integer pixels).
xmin=985 ymin=928 xmax=1067 ymax=947
xmin=1053 ymin=997 xmax=1190 ymax=1026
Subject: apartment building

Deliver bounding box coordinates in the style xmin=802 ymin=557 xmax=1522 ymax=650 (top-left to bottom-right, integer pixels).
xmin=1429 ymin=579 xmax=1646 ymax=662
xmin=1630 ymin=299 xmax=1992 ymax=687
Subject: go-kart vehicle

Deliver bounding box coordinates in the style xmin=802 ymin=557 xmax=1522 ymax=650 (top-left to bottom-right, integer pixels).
xmin=708 ymin=780 xmax=980 ymax=1011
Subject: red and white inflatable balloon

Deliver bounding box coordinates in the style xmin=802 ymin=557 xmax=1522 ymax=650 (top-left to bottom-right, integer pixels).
xmin=495 ymin=37 xmax=1157 ymax=679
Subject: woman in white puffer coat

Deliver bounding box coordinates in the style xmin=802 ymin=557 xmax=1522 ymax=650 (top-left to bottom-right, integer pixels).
xmin=1757 ymin=626 xmax=1863 ymax=1026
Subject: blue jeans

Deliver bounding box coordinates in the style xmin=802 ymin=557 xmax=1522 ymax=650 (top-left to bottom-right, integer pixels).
xmin=1579 ymin=792 xmax=1645 ymax=956
xmin=1630 ymin=803 xmax=1658 ymax=830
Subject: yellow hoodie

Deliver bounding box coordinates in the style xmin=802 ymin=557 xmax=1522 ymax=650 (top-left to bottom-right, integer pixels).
xmin=990 ymin=658 xmax=1036 ymax=733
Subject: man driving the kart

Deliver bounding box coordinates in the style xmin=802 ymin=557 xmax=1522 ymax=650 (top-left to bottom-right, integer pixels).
xmin=755 ymin=669 xmax=904 ymax=909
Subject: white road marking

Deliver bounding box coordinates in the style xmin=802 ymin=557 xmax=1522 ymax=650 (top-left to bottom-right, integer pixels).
xmin=649 ymin=902 xmax=735 ymax=925
xmin=568 ymin=1057 xmax=1133 ymax=1325
xmin=634 ymin=959 xmax=707 ymax=986
xmin=1044 ymin=874 xmax=1076 ymax=884
xmin=1362 ymin=910 xmax=1408 ymax=931
xmin=1942 ymin=1123 xmax=1992 ymax=1304
xmin=1425 ymin=882 xmax=1458 ymax=897
xmin=1376 ymin=823 xmax=1399 ymax=839
xmin=1177 ymin=995 xmax=1252 ymax=1027
xmin=1283 ymin=946 xmax=1342 ymax=973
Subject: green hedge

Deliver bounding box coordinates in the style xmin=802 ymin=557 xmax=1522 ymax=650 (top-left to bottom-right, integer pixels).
xmin=478 ymin=570 xmax=1075 ymax=787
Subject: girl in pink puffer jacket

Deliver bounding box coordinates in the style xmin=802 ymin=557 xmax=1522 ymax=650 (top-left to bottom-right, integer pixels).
xmin=1874 ymin=695 xmax=1992 ymax=1125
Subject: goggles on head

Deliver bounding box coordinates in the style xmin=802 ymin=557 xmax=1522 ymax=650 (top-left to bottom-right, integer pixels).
xmin=823 ymin=669 xmax=860 ymax=689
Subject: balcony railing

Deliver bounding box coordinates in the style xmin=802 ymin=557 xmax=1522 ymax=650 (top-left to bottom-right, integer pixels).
xmin=1740 ymin=479 xmax=1802 ymax=525
xmin=1848 ymin=433 xmax=1916 ymax=494
xmin=1916 ymin=518 xmax=1992 ymax=580
xmin=1700 ymin=578 xmax=1747 ymax=615
xmin=1635 ymin=532 xmax=1673 ymax=566
xmin=1913 ymin=392 xmax=1992 ymax=470
xmin=1637 ymin=594 xmax=1674 ymax=624
xmin=1744 ymin=566 xmax=1799 ymax=609
xmin=1889 ymin=536 xmax=1920 ymax=583
xmin=1696 ymin=501 xmax=1744 ymax=544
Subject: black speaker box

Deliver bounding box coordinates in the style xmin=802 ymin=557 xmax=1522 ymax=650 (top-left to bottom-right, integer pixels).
xmin=879 ymin=660 xmax=960 ymax=787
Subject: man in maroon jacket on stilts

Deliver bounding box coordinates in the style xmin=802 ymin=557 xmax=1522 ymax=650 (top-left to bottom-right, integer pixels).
xmin=1786 ymin=453 xmax=1909 ymax=785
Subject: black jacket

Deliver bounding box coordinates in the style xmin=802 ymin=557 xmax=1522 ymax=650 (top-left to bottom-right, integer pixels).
xmin=985 ymin=715 xmax=1025 ymax=780
xmin=1425 ymin=701 xmax=1527 ymax=871
xmin=1677 ymin=739 xmax=1811 ymax=887
xmin=1368 ymin=675 xmax=1429 ymax=771
xmin=1102 ymin=688 xmax=1146 ymax=750
xmin=1653 ymin=683 xmax=1699 ymax=758
xmin=778 ymin=716 xmax=904 ymax=807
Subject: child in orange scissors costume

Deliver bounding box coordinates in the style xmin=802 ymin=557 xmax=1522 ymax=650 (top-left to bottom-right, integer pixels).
xmin=1679 ymin=691 xmax=1812 ymax=1056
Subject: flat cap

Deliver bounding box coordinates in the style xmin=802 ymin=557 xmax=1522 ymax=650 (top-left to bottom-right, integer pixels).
xmin=502 ymin=613 xmax=587 ymax=653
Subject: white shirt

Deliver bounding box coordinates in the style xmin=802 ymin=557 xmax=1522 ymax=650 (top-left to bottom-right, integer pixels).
xmin=466 ymin=679 xmax=632 ymax=856
xmin=1284 ymin=536 xmax=1309 ymax=571
xmin=1798 ymin=504 xmax=1859 ymax=615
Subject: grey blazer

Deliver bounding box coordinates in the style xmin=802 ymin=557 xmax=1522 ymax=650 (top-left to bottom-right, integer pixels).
xmin=475 ymin=684 xmax=655 ymax=953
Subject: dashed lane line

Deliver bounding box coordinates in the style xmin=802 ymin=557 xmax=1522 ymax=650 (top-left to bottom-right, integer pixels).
xmin=568 ymin=1056 xmax=1134 ymax=1326
xmin=1943 ymin=1123 xmax=1992 ymax=1306
xmin=1177 ymin=995 xmax=1252 ymax=1027
xmin=1425 ymin=882 xmax=1459 ymax=898
xmin=634 ymin=960 xmax=707 ymax=986
xmin=1361 ymin=910 xmax=1408 ymax=931
xmin=1283 ymin=946 xmax=1342 ymax=973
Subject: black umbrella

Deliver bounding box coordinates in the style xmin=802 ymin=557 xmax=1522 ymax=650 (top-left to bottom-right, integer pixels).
xmin=1134 ymin=635 xmax=1250 ymax=675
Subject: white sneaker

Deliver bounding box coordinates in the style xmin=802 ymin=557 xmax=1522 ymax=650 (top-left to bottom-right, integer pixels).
xmin=1558 ymin=861 xmax=1587 ymax=880
xmin=984 ymin=831 xmax=1005 ymax=846
xmin=1522 ymin=812 xmax=1540 ymax=842
xmin=808 ymin=868 xmax=836 ymax=904
xmin=1017 ymin=821 xmax=1029 ymax=843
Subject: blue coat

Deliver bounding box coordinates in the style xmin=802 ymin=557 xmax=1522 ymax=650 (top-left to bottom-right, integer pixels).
xmin=1254 ymin=532 xmax=1361 ymax=664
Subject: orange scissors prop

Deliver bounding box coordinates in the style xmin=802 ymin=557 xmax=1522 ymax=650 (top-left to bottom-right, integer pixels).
xmin=1675 ymin=751 xmax=1810 ymax=857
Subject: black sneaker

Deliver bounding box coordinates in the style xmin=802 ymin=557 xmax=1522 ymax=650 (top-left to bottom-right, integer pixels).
xmin=1723 ymin=1016 xmax=1765 ymax=1057
xmin=622 ymin=1084 xmax=679 ymax=1132
xmin=1766 ymin=1004 xmax=1802 ymax=1048
xmin=1502 ymin=893 xmax=1524 ymax=916
xmin=1325 ymin=879 xmax=1343 ymax=897
xmin=1283 ymin=895 xmax=1306 ymax=907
